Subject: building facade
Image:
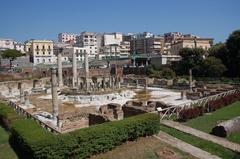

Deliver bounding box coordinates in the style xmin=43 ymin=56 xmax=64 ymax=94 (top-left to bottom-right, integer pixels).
xmin=62 ymin=46 xmax=91 ymax=62
xmin=76 ymin=32 xmax=102 ymax=56
xmin=130 ymin=36 xmax=165 ymax=54
xmin=58 ymin=33 xmax=78 ymax=44
xmin=103 ymin=32 xmax=123 ymax=46
xmin=164 ymin=32 xmax=183 ymax=43
xmin=170 ymin=38 xmax=214 ymax=55
xmin=25 ymin=40 xmax=56 ymax=65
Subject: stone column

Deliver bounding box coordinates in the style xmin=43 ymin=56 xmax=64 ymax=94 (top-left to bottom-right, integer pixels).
xmin=33 ymin=80 xmax=37 ymax=89
xmin=72 ymin=52 xmax=77 ymax=88
xmin=24 ymin=91 xmax=30 ymax=106
xmin=19 ymin=83 xmax=25 ymax=104
xmin=144 ymin=78 xmax=148 ymax=90
xmin=57 ymin=52 xmax=63 ymax=87
xmin=8 ymin=86 xmax=12 ymax=96
xmin=136 ymin=79 xmax=139 ymax=88
xmin=109 ymin=76 xmax=112 ymax=88
xmin=85 ymin=52 xmax=89 ymax=91
xmin=51 ymin=68 xmax=59 ymax=120
xmin=189 ymin=69 xmax=193 ymax=92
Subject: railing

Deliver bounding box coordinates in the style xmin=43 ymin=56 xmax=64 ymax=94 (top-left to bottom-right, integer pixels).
xmin=157 ymin=89 xmax=239 ymax=120
xmin=8 ymin=100 xmax=60 ymax=134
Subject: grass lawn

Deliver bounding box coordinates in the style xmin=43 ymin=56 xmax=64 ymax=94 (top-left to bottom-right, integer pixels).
xmin=160 ymin=124 xmax=240 ymax=159
xmin=91 ymin=136 xmax=196 ymax=159
xmin=183 ymin=101 xmax=240 ymax=144
xmin=0 ymin=126 xmax=18 ymax=159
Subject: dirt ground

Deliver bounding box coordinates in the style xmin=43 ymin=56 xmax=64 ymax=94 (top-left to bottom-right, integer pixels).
xmin=91 ymin=136 xmax=196 ymax=159
xmin=28 ymin=93 xmax=97 ymax=115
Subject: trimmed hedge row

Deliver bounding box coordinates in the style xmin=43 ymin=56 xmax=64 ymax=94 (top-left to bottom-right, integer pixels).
xmin=179 ymin=91 xmax=240 ymax=121
xmin=0 ymin=102 xmax=22 ymax=129
xmin=3 ymin=105 xmax=159 ymax=159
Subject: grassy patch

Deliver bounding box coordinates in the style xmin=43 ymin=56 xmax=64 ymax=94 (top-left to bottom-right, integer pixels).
xmin=184 ymin=101 xmax=240 ymax=133
xmin=0 ymin=126 xmax=18 ymax=159
xmin=160 ymin=124 xmax=240 ymax=159
xmin=228 ymin=133 xmax=240 ymax=144
xmin=91 ymin=136 xmax=196 ymax=159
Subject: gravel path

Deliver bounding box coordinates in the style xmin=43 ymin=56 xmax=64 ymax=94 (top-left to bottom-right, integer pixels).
xmin=161 ymin=120 xmax=240 ymax=153
xmin=154 ymin=131 xmax=221 ymax=159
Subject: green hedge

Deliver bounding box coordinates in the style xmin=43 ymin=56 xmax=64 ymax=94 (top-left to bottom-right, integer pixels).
xmin=0 ymin=102 xmax=22 ymax=129
xmin=9 ymin=112 xmax=159 ymax=159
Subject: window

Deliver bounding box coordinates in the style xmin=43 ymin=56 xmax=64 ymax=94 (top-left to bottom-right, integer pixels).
xmin=37 ymin=59 xmax=39 ymax=63
xmin=36 ymin=45 xmax=39 ymax=49
xmin=37 ymin=52 xmax=39 ymax=55
xmin=48 ymin=46 xmax=51 ymax=49
xmin=43 ymin=59 xmax=45 ymax=63
xmin=42 ymin=45 xmax=45 ymax=49
xmin=49 ymin=59 xmax=51 ymax=62
xmin=43 ymin=52 xmax=45 ymax=55
xmin=49 ymin=52 xmax=51 ymax=55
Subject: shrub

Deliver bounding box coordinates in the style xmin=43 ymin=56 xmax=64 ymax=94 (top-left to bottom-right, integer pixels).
xmin=179 ymin=106 xmax=203 ymax=121
xmin=10 ymin=113 xmax=159 ymax=159
xmin=179 ymin=91 xmax=240 ymax=121
xmin=0 ymin=102 xmax=22 ymax=129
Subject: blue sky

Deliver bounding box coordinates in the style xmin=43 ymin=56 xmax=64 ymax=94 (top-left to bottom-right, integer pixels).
xmin=0 ymin=0 xmax=239 ymax=42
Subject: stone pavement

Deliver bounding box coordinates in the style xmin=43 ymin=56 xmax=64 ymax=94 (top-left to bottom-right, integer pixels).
xmin=154 ymin=131 xmax=221 ymax=159
xmin=161 ymin=120 xmax=240 ymax=153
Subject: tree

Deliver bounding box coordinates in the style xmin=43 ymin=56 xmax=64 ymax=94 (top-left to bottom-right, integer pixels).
xmin=177 ymin=48 xmax=205 ymax=76
xmin=202 ymin=57 xmax=227 ymax=77
xmin=160 ymin=67 xmax=176 ymax=79
xmin=1 ymin=49 xmax=22 ymax=70
xmin=226 ymin=30 xmax=240 ymax=77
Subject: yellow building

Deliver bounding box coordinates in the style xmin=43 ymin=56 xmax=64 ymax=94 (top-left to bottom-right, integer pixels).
xmin=25 ymin=40 xmax=56 ymax=65
xmin=170 ymin=38 xmax=213 ymax=55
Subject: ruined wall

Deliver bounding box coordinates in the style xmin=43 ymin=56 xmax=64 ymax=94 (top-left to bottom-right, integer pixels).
xmin=122 ymin=106 xmax=147 ymax=118
xmin=89 ymin=113 xmax=109 ymax=126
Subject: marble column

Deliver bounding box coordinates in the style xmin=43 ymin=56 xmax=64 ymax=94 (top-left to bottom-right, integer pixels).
xmin=189 ymin=69 xmax=193 ymax=92
xmin=145 ymin=78 xmax=148 ymax=90
xmin=136 ymin=79 xmax=139 ymax=88
xmin=19 ymin=83 xmax=24 ymax=104
xmin=24 ymin=91 xmax=30 ymax=106
xmin=72 ymin=52 xmax=77 ymax=88
xmin=51 ymin=68 xmax=59 ymax=120
xmin=8 ymin=86 xmax=12 ymax=96
xmin=57 ymin=52 xmax=63 ymax=87
xmin=85 ymin=52 xmax=89 ymax=91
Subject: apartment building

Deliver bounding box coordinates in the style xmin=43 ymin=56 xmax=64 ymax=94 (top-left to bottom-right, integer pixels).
xmin=25 ymin=40 xmax=56 ymax=65
xmin=61 ymin=46 xmax=91 ymax=62
xmin=170 ymin=37 xmax=214 ymax=55
xmin=164 ymin=32 xmax=183 ymax=43
xmin=103 ymin=32 xmax=123 ymax=45
xmin=130 ymin=35 xmax=165 ymax=54
xmin=58 ymin=33 xmax=78 ymax=44
xmin=0 ymin=38 xmax=25 ymax=53
xmin=75 ymin=32 xmax=102 ymax=56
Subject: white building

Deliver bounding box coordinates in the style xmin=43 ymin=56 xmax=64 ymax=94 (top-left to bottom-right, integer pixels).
xmin=103 ymin=32 xmax=123 ymax=46
xmin=25 ymin=40 xmax=56 ymax=65
xmin=0 ymin=38 xmax=26 ymax=53
xmin=62 ymin=46 xmax=91 ymax=62
xmin=58 ymin=33 xmax=78 ymax=44
xmin=76 ymin=32 xmax=102 ymax=56
xmin=0 ymin=38 xmax=15 ymax=50
xmin=14 ymin=42 xmax=25 ymax=53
